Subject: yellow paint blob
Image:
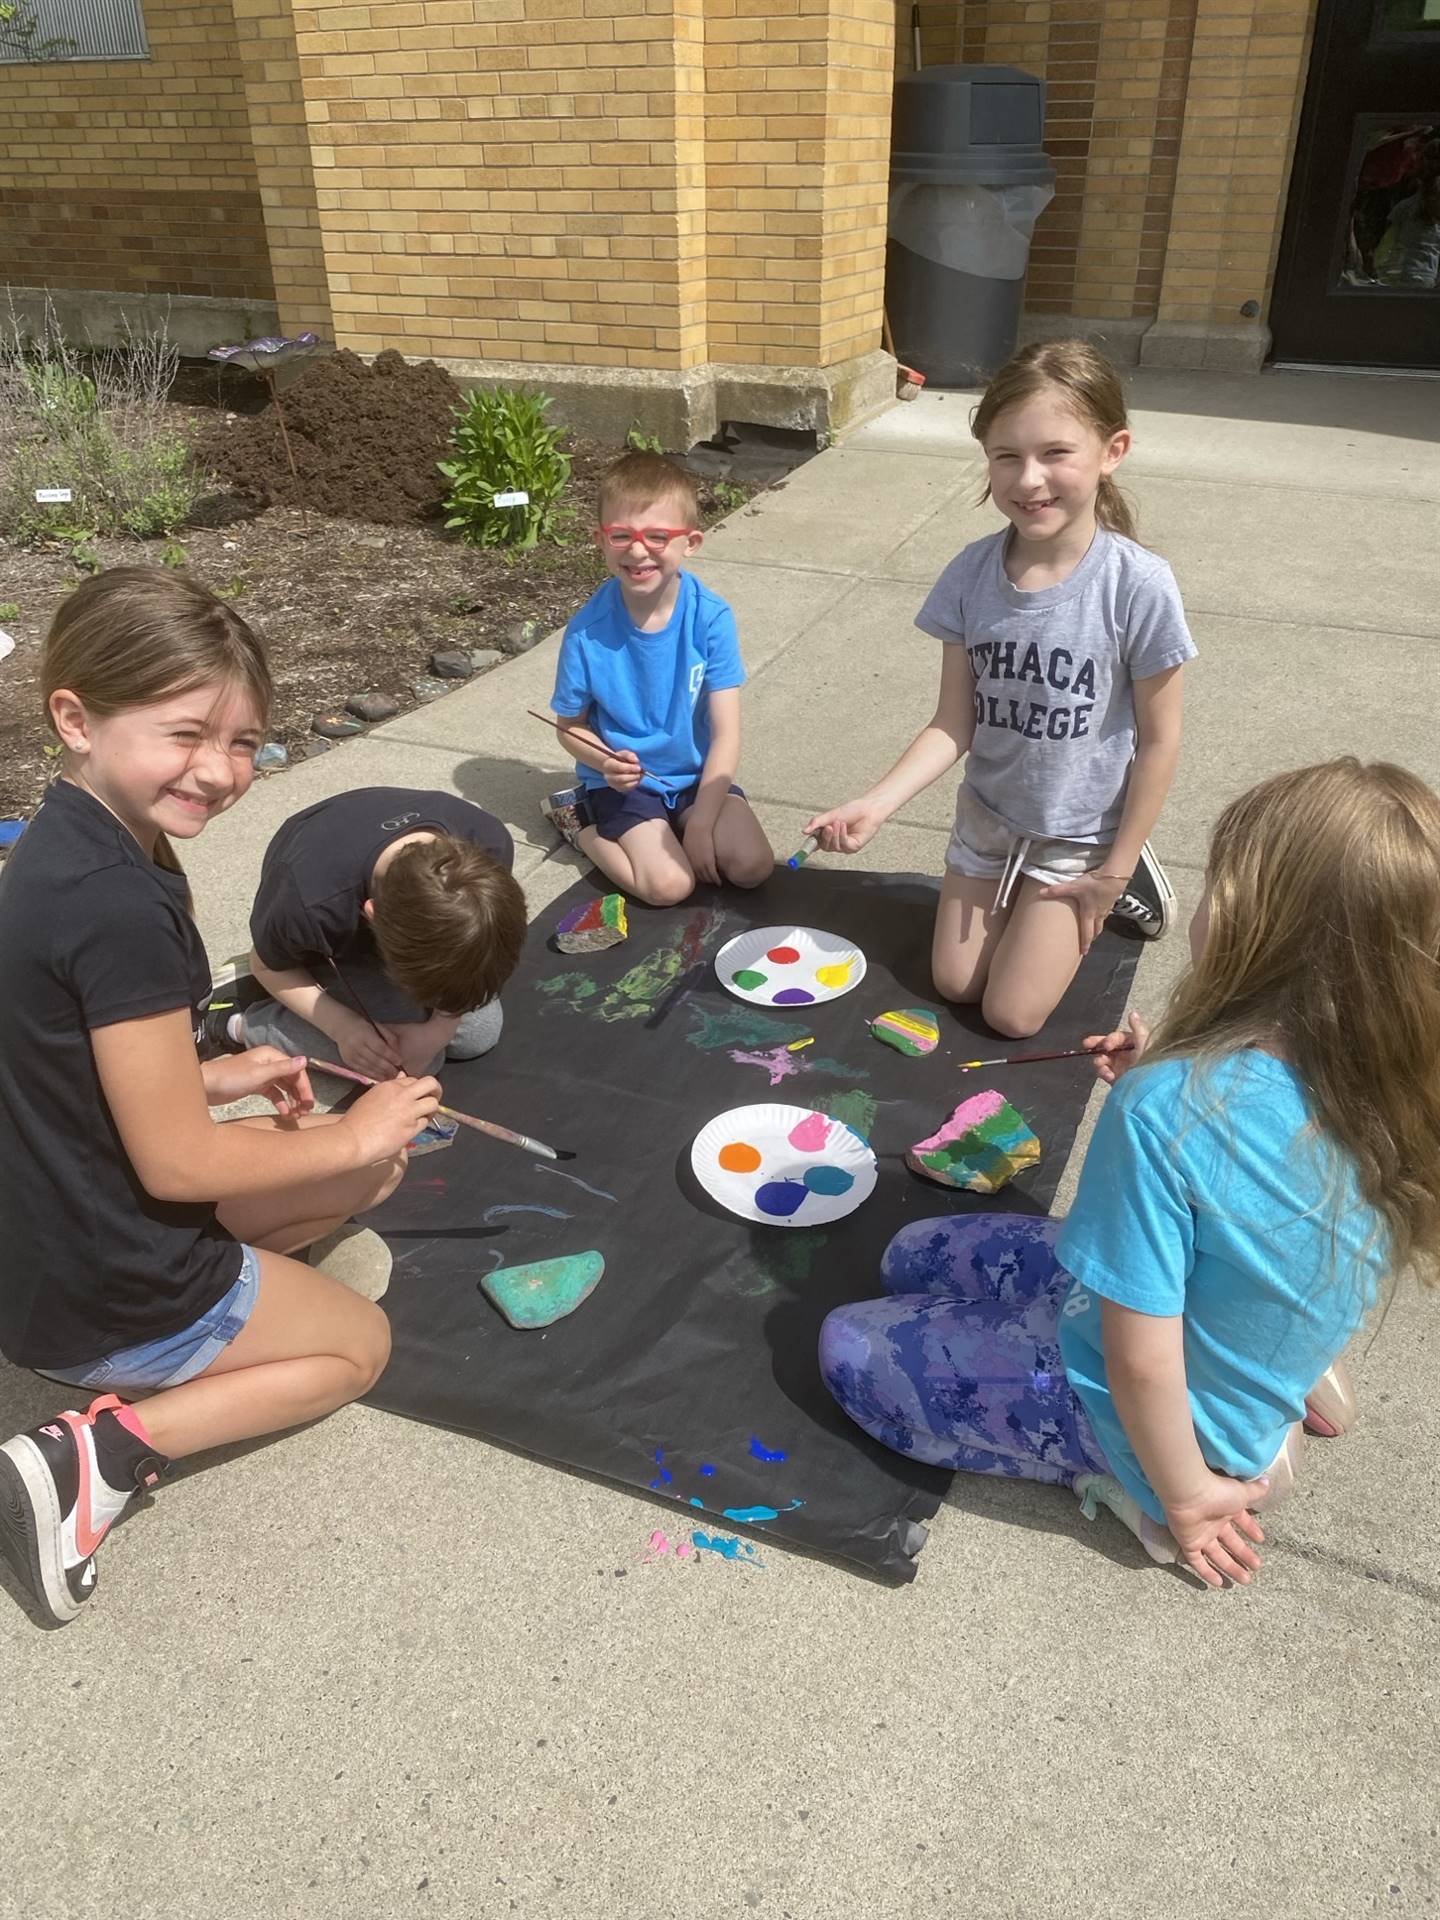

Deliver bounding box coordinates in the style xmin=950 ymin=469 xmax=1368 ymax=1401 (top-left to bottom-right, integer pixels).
xmin=815 ymin=960 xmax=853 ymax=990
xmin=719 ymin=1142 xmax=762 ymax=1173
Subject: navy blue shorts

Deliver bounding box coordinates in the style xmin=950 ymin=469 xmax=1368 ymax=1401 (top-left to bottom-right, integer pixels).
xmin=584 ymin=781 xmax=745 ymax=844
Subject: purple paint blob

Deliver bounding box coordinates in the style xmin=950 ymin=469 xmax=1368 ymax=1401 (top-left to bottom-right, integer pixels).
xmin=754 ymin=1179 xmax=808 ymax=1218
xmin=772 ymin=987 xmax=816 ymax=1006
xmin=803 ymin=1164 xmax=854 ymax=1197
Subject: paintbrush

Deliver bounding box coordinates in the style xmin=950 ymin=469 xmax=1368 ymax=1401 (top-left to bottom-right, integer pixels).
xmin=786 ymin=833 xmax=818 ymax=871
xmin=527 ymin=708 xmax=656 ymax=781
xmin=957 ymin=1039 xmax=1137 ymax=1073
xmin=305 ymin=1056 xmax=571 ymax=1162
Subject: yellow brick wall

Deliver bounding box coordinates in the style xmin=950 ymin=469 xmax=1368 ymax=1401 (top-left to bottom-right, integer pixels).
xmin=0 ymin=0 xmax=275 ymax=302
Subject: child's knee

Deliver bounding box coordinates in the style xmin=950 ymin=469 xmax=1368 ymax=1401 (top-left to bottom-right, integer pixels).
xmin=366 ymin=1152 xmax=408 ymax=1211
xmin=726 ymin=846 xmax=775 ymax=889
xmin=979 ymin=986 xmax=1046 ymax=1041
xmin=351 ymin=1301 xmax=392 ymax=1392
xmin=634 ymin=868 xmax=695 ymax=908
xmin=932 ymin=953 xmax=986 ymax=1005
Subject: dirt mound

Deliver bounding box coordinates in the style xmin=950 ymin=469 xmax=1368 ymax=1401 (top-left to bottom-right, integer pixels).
xmin=203 ymin=348 xmax=461 ymax=524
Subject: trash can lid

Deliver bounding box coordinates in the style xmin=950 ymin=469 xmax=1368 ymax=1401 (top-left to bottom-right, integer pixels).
xmin=891 ymin=62 xmax=1054 ymax=186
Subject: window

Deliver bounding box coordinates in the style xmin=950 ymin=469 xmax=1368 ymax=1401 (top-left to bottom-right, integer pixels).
xmin=0 ymin=0 xmax=150 ymax=62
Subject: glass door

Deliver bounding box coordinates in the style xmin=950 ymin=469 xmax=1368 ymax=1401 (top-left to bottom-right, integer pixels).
xmin=1271 ymin=0 xmax=1440 ymax=367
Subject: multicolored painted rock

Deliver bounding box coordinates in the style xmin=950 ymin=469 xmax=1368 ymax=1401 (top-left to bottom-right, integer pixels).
xmin=870 ymin=1007 xmax=940 ymax=1057
xmin=555 ymin=892 xmax=628 ymax=954
xmin=409 ymin=1113 xmax=459 ymax=1157
xmin=481 ymin=1250 xmax=605 ymax=1329
xmin=906 ymin=1089 xmax=1040 ymax=1194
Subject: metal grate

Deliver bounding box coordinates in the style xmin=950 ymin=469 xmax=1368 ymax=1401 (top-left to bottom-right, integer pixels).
xmin=0 ymin=0 xmax=150 ymax=62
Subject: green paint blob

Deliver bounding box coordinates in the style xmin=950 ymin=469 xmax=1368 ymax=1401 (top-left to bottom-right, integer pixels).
xmin=812 ymin=1089 xmax=879 ymax=1145
xmin=685 ymin=1007 xmax=810 ymax=1052
xmin=733 ymin=968 xmax=768 ymax=991
xmin=537 ymin=972 xmax=600 ymax=1008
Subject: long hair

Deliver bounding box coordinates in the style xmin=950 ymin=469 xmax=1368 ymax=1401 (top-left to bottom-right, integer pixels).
xmin=42 ymin=566 xmax=271 ymax=881
xmin=970 ymin=338 xmax=1137 ymax=539
xmin=1145 ymin=760 xmax=1440 ymax=1287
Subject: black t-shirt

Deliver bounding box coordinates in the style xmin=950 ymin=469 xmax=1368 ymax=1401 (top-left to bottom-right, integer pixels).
xmin=0 ymin=780 xmax=243 ymax=1370
xmin=249 ymin=788 xmax=515 ymax=1024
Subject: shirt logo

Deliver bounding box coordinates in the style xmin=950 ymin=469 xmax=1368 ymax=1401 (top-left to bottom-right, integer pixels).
xmin=381 ymin=812 xmax=423 ymax=831
xmin=688 ymin=663 xmax=704 ymax=706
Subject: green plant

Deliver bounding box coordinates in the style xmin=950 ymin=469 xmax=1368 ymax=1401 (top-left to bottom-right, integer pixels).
xmin=0 ymin=602 xmax=19 ymax=621
xmin=625 ymin=423 xmax=665 ymax=455
xmin=440 ymin=388 xmax=572 ymax=551
xmin=0 ymin=0 xmax=77 ymax=59
xmin=709 ymin=480 xmax=746 ymax=514
xmin=159 ymin=540 xmax=189 ymax=569
xmin=218 ymin=574 xmax=250 ymax=599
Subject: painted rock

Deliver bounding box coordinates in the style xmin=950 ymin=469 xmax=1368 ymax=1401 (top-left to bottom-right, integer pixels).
xmin=906 ymin=1089 xmax=1040 ymax=1194
xmin=871 ymin=1007 xmax=940 ymax=1057
xmin=555 ymin=892 xmax=628 ymax=954
xmin=481 ymin=1250 xmax=604 ymax=1330
xmin=408 ymin=1113 xmax=459 ymax=1157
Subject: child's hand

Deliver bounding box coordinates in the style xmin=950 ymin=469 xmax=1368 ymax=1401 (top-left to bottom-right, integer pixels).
xmin=1163 ymin=1471 xmax=1268 ymax=1589
xmin=202 ymin=1047 xmax=315 ymax=1116
xmin=683 ymin=812 xmax=720 ymax=884
xmin=343 ymin=1074 xmax=441 ymax=1164
xmin=805 ymin=799 xmax=887 ymax=855
xmin=1083 ymin=1010 xmax=1150 ymax=1084
xmin=603 ymin=750 xmax=644 ymax=793
xmin=332 ymin=1005 xmax=404 ymax=1080
xmin=1037 ymin=870 xmax=1127 ymax=952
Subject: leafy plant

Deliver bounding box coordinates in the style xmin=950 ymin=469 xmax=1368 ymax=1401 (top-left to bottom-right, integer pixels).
xmin=0 ymin=0 xmax=77 ymax=60
xmin=625 ymin=423 xmax=665 ymax=455
xmin=160 ymin=540 xmax=188 ymax=569
xmin=218 ymin=574 xmax=249 ymax=599
xmin=440 ymin=388 xmax=572 ymax=552
xmin=0 ymin=602 xmax=18 ymax=621
xmin=709 ymin=480 xmax=747 ymax=514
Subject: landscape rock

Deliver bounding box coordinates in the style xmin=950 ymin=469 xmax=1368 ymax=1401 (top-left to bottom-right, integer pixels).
xmin=411 ymin=676 xmax=451 ymax=703
xmin=504 ymin=619 xmax=543 ymax=655
xmin=346 ymin=690 xmax=399 ymax=723
xmin=302 ymin=738 xmax=333 ymax=758
xmin=252 ymin=741 xmax=290 ymax=772
xmin=312 ymin=711 xmax=366 ymax=740
xmin=468 ymin=648 xmax=504 ymax=673
xmin=429 ymin=648 xmax=474 ymax=680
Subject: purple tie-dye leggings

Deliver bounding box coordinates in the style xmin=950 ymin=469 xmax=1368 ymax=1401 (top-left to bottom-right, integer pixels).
xmin=820 ymin=1212 xmax=1111 ymax=1486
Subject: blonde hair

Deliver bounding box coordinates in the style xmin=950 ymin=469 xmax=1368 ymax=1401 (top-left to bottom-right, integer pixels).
xmin=370 ymin=834 xmax=527 ymax=1013
xmin=42 ymin=566 xmax=271 ymax=882
xmin=596 ymin=450 xmax=699 ymax=527
xmin=971 ymin=339 xmax=1137 ymax=540
xmin=1145 ymin=759 xmax=1440 ymax=1287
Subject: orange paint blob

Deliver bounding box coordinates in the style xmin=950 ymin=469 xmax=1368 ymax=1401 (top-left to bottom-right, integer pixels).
xmin=718 ymin=1141 xmax=762 ymax=1173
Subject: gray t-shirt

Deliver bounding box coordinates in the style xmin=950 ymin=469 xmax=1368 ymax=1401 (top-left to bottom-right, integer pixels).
xmin=915 ymin=527 xmax=1196 ymax=842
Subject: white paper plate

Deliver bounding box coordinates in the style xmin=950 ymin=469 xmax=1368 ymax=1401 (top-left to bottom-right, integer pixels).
xmin=714 ymin=925 xmax=867 ymax=1007
xmin=691 ymin=1102 xmax=877 ymax=1228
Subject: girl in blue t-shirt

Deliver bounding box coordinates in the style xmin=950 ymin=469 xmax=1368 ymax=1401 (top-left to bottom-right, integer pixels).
xmin=0 ymin=569 xmax=440 ymax=1627
xmin=821 ymin=759 xmax=1440 ymax=1588
xmin=806 ymin=339 xmax=1193 ymax=1039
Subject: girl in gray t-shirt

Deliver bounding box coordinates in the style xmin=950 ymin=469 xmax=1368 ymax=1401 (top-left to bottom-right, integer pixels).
xmin=807 ymin=340 xmax=1195 ymax=1039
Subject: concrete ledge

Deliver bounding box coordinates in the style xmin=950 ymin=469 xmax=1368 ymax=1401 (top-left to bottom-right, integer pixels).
xmin=2 ymin=285 xmax=279 ymax=357
xmin=1139 ymin=320 xmax=1272 ymax=373
xmin=433 ymin=348 xmax=897 ymax=448
xmin=1018 ymin=312 xmax=1150 ymax=367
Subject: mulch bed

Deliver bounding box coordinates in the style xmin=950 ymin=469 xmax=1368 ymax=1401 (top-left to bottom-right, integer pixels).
xmin=0 ymin=350 xmax=775 ymax=823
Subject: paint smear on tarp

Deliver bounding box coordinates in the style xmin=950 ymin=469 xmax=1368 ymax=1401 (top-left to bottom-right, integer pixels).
xmin=723 ymin=1500 xmax=804 ymax=1524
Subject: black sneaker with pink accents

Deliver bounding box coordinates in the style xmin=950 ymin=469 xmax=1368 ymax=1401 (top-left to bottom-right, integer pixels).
xmin=0 ymin=1397 xmax=165 ymax=1627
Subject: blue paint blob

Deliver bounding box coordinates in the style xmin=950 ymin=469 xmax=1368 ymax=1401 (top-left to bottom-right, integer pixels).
xmin=689 ymin=1497 xmax=704 ymax=1509
xmin=749 ymin=1436 xmax=787 ymax=1463
xmin=721 ymin=1500 xmax=805 ymax=1524
xmin=692 ymin=1531 xmax=763 ymax=1565
xmin=699 ymin=1463 xmax=717 ymax=1477
xmin=803 ymin=1164 xmax=854 ymax=1197
xmin=754 ymin=1179 xmax=808 ymax=1218
xmin=772 ymin=987 xmax=816 ymax=1006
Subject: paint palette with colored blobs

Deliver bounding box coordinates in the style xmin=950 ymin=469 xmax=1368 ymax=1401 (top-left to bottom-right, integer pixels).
xmin=691 ymin=1102 xmax=877 ymax=1227
xmin=713 ymin=925 xmax=868 ymax=1007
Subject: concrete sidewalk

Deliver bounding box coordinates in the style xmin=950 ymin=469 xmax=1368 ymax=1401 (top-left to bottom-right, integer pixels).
xmin=3 ymin=369 xmax=1438 ymax=1920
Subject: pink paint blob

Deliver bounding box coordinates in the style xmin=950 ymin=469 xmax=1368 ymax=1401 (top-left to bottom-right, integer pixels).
xmin=788 ymin=1110 xmax=832 ymax=1152
xmin=729 ymin=1044 xmax=805 ymax=1087
xmin=648 ymin=1529 xmax=671 ymax=1555
xmin=675 ymin=1542 xmax=696 ymax=1561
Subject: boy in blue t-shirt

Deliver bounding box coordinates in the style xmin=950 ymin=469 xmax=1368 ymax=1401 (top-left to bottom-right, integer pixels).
xmin=541 ymin=451 xmax=774 ymax=905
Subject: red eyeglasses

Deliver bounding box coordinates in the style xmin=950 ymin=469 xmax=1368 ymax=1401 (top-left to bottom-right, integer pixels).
xmin=597 ymin=524 xmax=697 ymax=553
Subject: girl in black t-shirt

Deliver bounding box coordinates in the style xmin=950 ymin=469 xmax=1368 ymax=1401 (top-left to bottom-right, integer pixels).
xmin=0 ymin=569 xmax=441 ymax=1627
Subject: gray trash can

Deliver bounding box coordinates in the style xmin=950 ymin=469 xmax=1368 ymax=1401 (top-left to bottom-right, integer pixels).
xmin=887 ymin=64 xmax=1055 ymax=388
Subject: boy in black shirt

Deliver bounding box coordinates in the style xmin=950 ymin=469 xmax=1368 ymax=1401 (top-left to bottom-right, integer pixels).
xmin=216 ymin=788 xmax=527 ymax=1080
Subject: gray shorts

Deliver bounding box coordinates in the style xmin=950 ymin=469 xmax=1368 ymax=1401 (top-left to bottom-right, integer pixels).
xmin=945 ymin=784 xmax=1109 ymax=907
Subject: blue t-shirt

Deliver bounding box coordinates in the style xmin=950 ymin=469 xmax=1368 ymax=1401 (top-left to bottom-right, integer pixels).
xmin=1057 ymin=1052 xmax=1383 ymax=1523
xmin=551 ymin=571 xmax=745 ymax=801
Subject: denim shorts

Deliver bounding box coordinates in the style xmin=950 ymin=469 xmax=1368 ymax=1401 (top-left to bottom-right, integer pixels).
xmin=584 ymin=780 xmax=745 ymax=844
xmin=35 ymin=1245 xmax=263 ymax=1392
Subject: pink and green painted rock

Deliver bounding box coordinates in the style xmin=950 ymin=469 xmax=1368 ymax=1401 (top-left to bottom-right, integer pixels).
xmin=870 ymin=1007 xmax=940 ymax=1057
xmin=481 ymin=1250 xmax=605 ymax=1329
xmin=906 ymin=1089 xmax=1040 ymax=1194
xmin=556 ymin=892 xmax=628 ymax=954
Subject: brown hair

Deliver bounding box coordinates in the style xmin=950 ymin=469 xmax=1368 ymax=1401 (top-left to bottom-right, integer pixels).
xmin=1146 ymin=759 xmax=1440 ymax=1289
xmin=596 ymin=450 xmax=699 ymax=527
xmin=370 ymin=835 xmax=527 ymax=1013
xmin=970 ymin=339 xmax=1137 ymax=540
xmin=42 ymin=566 xmax=271 ymax=882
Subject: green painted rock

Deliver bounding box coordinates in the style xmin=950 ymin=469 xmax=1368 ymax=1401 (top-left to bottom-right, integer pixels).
xmin=481 ymin=1250 xmax=605 ymax=1329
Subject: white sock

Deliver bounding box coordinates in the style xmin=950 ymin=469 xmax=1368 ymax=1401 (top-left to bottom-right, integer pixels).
xmin=226 ymin=1013 xmax=245 ymax=1045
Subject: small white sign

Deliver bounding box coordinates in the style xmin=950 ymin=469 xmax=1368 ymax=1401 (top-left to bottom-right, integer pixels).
xmin=35 ymin=487 xmax=73 ymax=504
xmin=492 ymin=490 xmax=530 ymax=508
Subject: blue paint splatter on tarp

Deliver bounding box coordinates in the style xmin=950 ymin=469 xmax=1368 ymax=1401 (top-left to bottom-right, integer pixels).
xmin=533 ymin=1164 xmax=617 ymax=1203
xmin=481 ymin=1203 xmax=570 ymax=1224
xmin=698 ymin=1463 xmax=717 ymax=1477
xmin=650 ymin=1446 xmax=673 ymax=1492
xmin=748 ymin=1436 xmax=787 ymax=1463
xmin=689 ymin=1497 xmax=704 ymax=1509
xmin=722 ymin=1500 xmax=804 ymax=1524
xmin=692 ymin=1531 xmax=763 ymax=1565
